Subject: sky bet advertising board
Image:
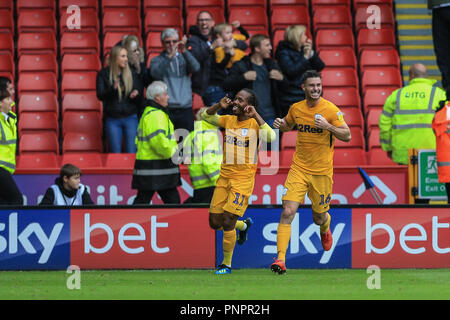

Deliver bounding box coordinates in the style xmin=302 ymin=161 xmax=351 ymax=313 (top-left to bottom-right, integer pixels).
xmin=0 ymin=207 xmax=447 ymax=270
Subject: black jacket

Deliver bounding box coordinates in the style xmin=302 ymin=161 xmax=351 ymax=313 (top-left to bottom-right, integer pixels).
xmin=96 ymin=67 xmax=144 ymax=118
xmin=275 ymin=40 xmax=325 ymax=115
xmin=187 ymin=26 xmax=214 ymax=96
xmin=222 ymin=55 xmax=286 ymax=118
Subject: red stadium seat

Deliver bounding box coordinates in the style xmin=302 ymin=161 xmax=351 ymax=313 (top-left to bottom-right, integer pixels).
xmin=60 ymin=32 xmax=100 ymax=56
xmin=361 ymin=67 xmax=402 ymax=93
xmin=145 ymin=32 xmax=164 ymax=55
xmin=61 ymin=71 xmax=97 ymax=98
xmin=144 ymin=0 xmax=182 ymax=10
xmin=270 ymin=0 xmax=308 ymax=11
xmin=334 ymin=127 xmax=365 ymax=148
xmin=18 ymin=92 xmax=59 ymax=115
xmin=354 ymin=5 xmax=395 ymax=34
xmin=0 ymin=0 xmax=13 ymax=11
xmin=186 ymin=7 xmax=223 ymax=31
xmin=60 ymin=8 xmax=99 ymax=33
xmin=322 ymin=87 xmax=361 ymax=109
xmin=62 ymin=92 xmax=102 ymax=114
xmin=63 ymin=132 xmax=103 ymax=153
xmin=334 ymin=148 xmax=367 ymax=165
xmin=17 ymin=0 xmax=55 ymax=11
xmin=18 ymin=72 xmax=57 ymax=95
xmin=280 ymin=149 xmax=295 ymax=166
xmin=357 ymin=28 xmax=396 ymax=54
xmin=359 ymin=48 xmax=400 ymax=73
xmin=0 ymin=9 xmax=14 ymax=33
xmin=228 ymin=0 xmax=266 ymax=9
xmin=353 ymin=0 xmax=393 ymax=11
xmin=185 ymin=0 xmax=224 ymax=8
xmin=19 ymin=132 xmax=59 ymax=154
xmin=104 ymin=153 xmax=136 ymax=168
xmin=18 ymin=53 xmax=57 ymax=75
xmin=340 ymin=108 xmax=364 ymax=129
xmin=102 ymin=0 xmax=141 ymax=10
xmin=312 ymin=6 xmax=352 ymax=32
xmin=315 ymin=28 xmax=355 ymax=51
xmin=271 ymin=6 xmax=308 ymax=32
xmin=367 ymin=128 xmax=381 ymax=149
xmin=18 ymin=112 xmax=58 ymax=134
xmin=193 ymin=93 xmax=204 ymax=112
xmin=272 ymin=29 xmax=285 ymax=53
xmin=321 ymin=68 xmax=359 ymax=90
xmin=366 ymin=108 xmax=382 ymax=135
xmin=61 ymin=153 xmax=103 ymax=168
xmin=0 ymin=33 xmax=13 ymax=55
xmin=16 ymin=153 xmax=59 ymax=169
xmin=229 ymin=7 xmax=268 ymax=33
xmin=367 ymin=148 xmax=396 ymax=165
xmin=362 ymin=87 xmax=395 ymax=116
xmin=145 ymin=8 xmax=183 ymax=33
xmin=59 ymin=0 xmax=98 ymax=10
xmin=318 ymin=48 xmax=356 ymax=69
xmin=18 ymin=9 xmax=56 ymax=33
xmin=0 ymin=53 xmax=14 ymax=78
xmin=62 ymin=111 xmax=102 ymax=137
xmin=281 ymin=130 xmax=297 ymax=150
xmin=61 ymin=54 xmax=101 ymax=73
xmin=102 ymin=9 xmax=141 ymax=35
xmin=146 ymin=52 xmax=160 ymax=67
xmin=311 ymin=0 xmax=350 ymax=10
xmin=18 ymin=32 xmax=57 ymax=56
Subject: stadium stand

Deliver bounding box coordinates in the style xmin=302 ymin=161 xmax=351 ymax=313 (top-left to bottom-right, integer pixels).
xmin=16 ymin=153 xmax=59 ymax=169
xmin=7 ymin=0 xmax=409 ymax=169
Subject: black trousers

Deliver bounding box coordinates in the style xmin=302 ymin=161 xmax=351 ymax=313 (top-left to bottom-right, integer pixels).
xmin=133 ymin=188 xmax=180 ymax=204
xmin=0 ymin=167 xmax=23 ymax=205
xmin=183 ymin=186 xmax=215 ymax=204
xmin=432 ymin=6 xmax=450 ymax=91
xmin=168 ymin=107 xmax=194 ymax=133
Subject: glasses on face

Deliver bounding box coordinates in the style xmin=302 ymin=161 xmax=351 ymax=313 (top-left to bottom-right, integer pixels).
xmin=164 ymin=39 xmax=178 ymax=44
xmin=197 ymin=18 xmax=212 ymax=23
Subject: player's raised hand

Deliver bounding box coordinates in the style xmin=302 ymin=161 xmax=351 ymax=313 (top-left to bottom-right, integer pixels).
xmin=314 ymin=114 xmax=331 ymax=130
xmin=219 ymin=95 xmax=232 ymax=109
xmin=243 ymin=105 xmax=257 ymax=118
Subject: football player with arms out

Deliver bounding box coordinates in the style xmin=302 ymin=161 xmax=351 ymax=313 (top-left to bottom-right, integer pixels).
xmin=271 ymin=70 xmax=351 ymax=274
xmin=202 ymin=89 xmax=276 ymax=274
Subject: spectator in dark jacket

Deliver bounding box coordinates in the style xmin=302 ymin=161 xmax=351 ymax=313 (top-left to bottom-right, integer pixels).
xmin=223 ymin=34 xmax=285 ymax=127
xmin=96 ymin=45 xmax=143 ymax=153
xmin=187 ymin=10 xmax=220 ymax=102
xmin=275 ymin=25 xmax=325 ymax=117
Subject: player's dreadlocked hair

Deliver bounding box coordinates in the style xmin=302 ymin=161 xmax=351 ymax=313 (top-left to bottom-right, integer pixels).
xmin=241 ymin=88 xmax=259 ymax=110
xmin=301 ymin=69 xmax=322 ymax=84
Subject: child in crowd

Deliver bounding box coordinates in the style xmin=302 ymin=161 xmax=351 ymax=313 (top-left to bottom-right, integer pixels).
xmin=203 ymin=21 xmax=249 ymax=107
xmin=39 ymin=164 xmax=94 ymax=206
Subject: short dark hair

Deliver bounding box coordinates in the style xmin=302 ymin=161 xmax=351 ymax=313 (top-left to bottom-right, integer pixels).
xmin=301 ymin=70 xmax=322 ymax=84
xmin=241 ymin=88 xmax=259 ymax=110
xmin=250 ymin=34 xmax=270 ymax=53
xmin=197 ymin=10 xmax=213 ymax=21
xmin=0 ymin=76 xmax=11 ymax=91
xmin=60 ymin=163 xmax=82 ymax=179
xmin=0 ymin=88 xmax=10 ymax=101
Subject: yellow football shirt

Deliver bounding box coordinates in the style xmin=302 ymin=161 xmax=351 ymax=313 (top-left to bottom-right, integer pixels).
xmin=218 ymin=115 xmax=261 ymax=179
xmin=285 ymin=97 xmax=346 ymax=177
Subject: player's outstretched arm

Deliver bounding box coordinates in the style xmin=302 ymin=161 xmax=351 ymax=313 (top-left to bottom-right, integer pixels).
xmin=244 ymin=105 xmax=276 ymax=142
xmin=273 ymin=117 xmax=294 ymax=132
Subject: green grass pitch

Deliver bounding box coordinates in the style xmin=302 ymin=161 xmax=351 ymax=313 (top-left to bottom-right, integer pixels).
xmin=0 ymin=268 xmax=448 ymax=300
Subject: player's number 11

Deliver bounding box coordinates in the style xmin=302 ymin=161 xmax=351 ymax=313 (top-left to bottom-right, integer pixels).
xmin=233 ymin=192 xmax=245 ymax=206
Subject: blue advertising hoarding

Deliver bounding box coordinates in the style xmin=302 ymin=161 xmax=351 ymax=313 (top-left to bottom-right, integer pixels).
xmin=0 ymin=209 xmax=71 ymax=270
xmin=216 ymin=207 xmax=352 ymax=268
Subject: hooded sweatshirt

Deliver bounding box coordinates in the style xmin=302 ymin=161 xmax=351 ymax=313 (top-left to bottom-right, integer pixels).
xmin=150 ymin=49 xmax=200 ymax=109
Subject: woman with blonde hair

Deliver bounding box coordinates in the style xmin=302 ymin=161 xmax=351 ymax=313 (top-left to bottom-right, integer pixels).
xmin=121 ymin=35 xmax=152 ymax=90
xmin=96 ymin=45 xmax=143 ymax=153
xmin=275 ymin=25 xmax=325 ymax=117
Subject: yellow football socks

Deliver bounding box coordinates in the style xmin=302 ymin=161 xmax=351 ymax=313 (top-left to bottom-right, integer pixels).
xmin=222 ymin=230 xmax=237 ymax=267
xmin=320 ymin=213 xmax=331 ymax=234
xmin=276 ymin=223 xmax=291 ymax=262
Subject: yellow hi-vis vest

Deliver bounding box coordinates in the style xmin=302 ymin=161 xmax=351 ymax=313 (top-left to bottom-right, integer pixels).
xmin=379 ymin=78 xmax=446 ymax=164
xmin=184 ymin=120 xmax=222 ymax=190
xmin=0 ymin=111 xmax=17 ymax=174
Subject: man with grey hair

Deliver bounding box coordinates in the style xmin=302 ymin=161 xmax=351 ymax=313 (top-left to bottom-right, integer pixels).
xmin=131 ymin=80 xmax=181 ymax=204
xmin=150 ymin=28 xmax=200 ymax=133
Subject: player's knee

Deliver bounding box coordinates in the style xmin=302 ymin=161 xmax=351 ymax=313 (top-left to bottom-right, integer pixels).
xmin=209 ymin=214 xmax=222 ymax=230
xmin=281 ymin=207 xmax=297 ymax=221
